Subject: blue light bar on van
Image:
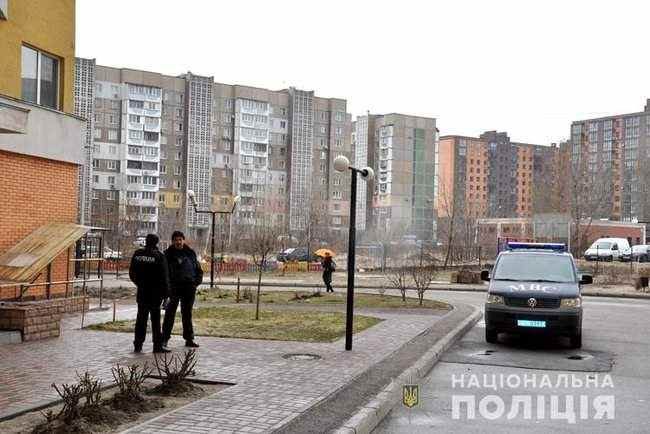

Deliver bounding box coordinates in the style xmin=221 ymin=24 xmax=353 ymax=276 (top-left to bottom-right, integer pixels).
xmin=506 ymin=242 xmax=566 ymax=252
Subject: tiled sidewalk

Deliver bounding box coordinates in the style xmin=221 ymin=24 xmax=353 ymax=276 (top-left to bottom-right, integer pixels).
xmin=0 ymin=302 xmax=446 ymax=433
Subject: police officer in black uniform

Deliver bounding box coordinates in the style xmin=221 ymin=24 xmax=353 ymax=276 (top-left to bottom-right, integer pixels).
xmin=129 ymin=233 xmax=170 ymax=353
xmin=162 ymin=231 xmax=203 ymax=349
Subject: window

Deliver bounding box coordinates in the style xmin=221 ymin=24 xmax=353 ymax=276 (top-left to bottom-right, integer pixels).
xmin=106 ymin=191 xmax=116 ymax=201
xmin=108 ymin=176 xmax=115 ymax=184
xmin=92 ymin=159 xmax=100 ymax=169
xmin=21 ymin=45 xmax=59 ymax=109
xmin=142 ymin=191 xmax=155 ymax=200
xmin=176 ymin=123 xmax=183 ymax=132
xmin=111 ymin=100 xmax=120 ymax=110
xmin=332 ymin=191 xmax=342 ymax=199
xmin=129 ymin=130 xmax=143 ymax=140
xmin=127 ymin=175 xmax=140 ymax=184
xmin=174 ymin=180 xmax=181 ymax=189
xmin=174 ymin=165 xmax=181 ymax=175
xmin=320 ymin=151 xmax=327 ymax=160
xmin=93 ymin=175 xmax=99 ymax=183
xmin=94 ymin=128 xmax=102 ymax=139
xmin=332 ymin=216 xmax=342 ymax=225
xmin=93 ymin=143 xmax=100 ymax=153
xmin=176 ymin=151 xmax=182 ymax=160
xmin=143 ymin=176 xmax=157 ymax=185
xmin=109 ymin=114 xmax=118 ymax=125
xmin=108 ymin=129 xmax=118 ymax=141
xmin=176 ymin=136 xmax=183 ymax=147
xmin=127 ymin=191 xmax=138 ymax=199
xmin=280 ymin=120 xmax=286 ymax=129
xmin=158 ymin=194 xmax=165 ymax=203
xmin=107 ymin=160 xmax=117 ymax=170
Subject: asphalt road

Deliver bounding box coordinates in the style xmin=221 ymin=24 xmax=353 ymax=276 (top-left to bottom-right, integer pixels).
xmin=374 ymin=291 xmax=650 ymax=433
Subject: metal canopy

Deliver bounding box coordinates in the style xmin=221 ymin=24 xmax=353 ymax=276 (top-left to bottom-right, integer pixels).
xmin=0 ymin=223 xmax=92 ymax=283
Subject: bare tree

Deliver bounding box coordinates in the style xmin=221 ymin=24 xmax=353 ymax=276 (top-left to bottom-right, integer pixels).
xmin=240 ymin=216 xmax=281 ymax=320
xmin=386 ymin=265 xmax=411 ymax=302
xmin=435 ymin=180 xmax=463 ymax=268
xmin=411 ymin=261 xmax=437 ymax=306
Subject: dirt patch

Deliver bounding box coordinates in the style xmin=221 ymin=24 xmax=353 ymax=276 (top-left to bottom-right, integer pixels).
xmin=0 ymin=380 xmax=227 ymax=434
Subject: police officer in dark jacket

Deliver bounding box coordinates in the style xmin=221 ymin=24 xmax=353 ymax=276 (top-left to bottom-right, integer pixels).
xmin=129 ymin=233 xmax=170 ymax=353
xmin=162 ymin=231 xmax=203 ymax=348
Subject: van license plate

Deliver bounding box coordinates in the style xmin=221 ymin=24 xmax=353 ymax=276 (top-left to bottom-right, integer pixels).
xmin=517 ymin=320 xmax=546 ymax=328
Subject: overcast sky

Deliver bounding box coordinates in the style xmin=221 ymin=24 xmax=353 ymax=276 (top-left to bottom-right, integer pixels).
xmin=77 ymin=0 xmax=650 ymax=145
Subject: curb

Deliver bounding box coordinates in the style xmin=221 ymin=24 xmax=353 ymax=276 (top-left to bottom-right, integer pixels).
xmin=333 ymin=305 xmax=482 ymax=434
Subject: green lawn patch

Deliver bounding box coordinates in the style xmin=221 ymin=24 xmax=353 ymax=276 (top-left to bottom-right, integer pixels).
xmin=88 ymin=306 xmax=382 ymax=342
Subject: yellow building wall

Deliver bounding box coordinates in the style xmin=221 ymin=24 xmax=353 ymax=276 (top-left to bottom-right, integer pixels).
xmin=0 ymin=0 xmax=76 ymax=113
xmin=159 ymin=191 xmax=182 ymax=209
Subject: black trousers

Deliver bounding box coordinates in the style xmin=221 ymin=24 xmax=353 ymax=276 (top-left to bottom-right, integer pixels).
xmin=134 ymin=300 xmax=163 ymax=350
xmin=162 ymin=288 xmax=196 ymax=342
xmin=323 ymin=272 xmax=333 ymax=292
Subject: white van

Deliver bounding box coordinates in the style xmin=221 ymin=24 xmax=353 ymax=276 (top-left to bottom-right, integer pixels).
xmin=583 ymin=238 xmax=631 ymax=261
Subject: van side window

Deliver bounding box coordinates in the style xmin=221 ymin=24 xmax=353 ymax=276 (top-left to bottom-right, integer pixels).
xmin=612 ymin=244 xmax=618 ymax=251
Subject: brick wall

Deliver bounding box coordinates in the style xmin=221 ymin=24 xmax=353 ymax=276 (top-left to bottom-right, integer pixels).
xmin=0 ymin=150 xmax=79 ymax=300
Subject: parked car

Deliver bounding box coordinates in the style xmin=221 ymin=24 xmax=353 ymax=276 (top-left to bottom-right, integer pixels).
xmin=103 ymin=248 xmax=123 ymax=260
xmin=583 ymin=238 xmax=630 ymax=261
xmin=276 ymin=247 xmax=317 ymax=262
xmin=629 ymin=245 xmax=650 ymax=262
xmin=482 ymin=242 xmax=591 ymax=349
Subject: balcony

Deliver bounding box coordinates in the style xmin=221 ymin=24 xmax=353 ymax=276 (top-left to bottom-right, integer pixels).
xmin=127 ymin=106 xmax=145 ymax=116
xmin=144 ymin=108 xmax=161 ymax=117
xmin=143 ymin=154 xmax=159 ymax=162
xmin=0 ymin=94 xmax=85 ymax=165
xmin=144 ymin=122 xmax=161 ymax=133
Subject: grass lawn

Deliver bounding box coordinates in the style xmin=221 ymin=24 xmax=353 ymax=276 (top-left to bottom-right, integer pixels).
xmin=88 ymin=306 xmax=383 ymax=342
xmin=199 ymin=290 xmax=451 ymax=310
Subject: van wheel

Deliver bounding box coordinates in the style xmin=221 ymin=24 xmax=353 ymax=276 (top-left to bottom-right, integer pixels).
xmin=486 ymin=328 xmax=498 ymax=344
xmin=569 ymin=332 xmax=582 ymax=349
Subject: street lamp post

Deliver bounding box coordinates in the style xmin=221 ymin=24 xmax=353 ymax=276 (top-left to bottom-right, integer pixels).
xmin=187 ymin=190 xmax=240 ymax=289
xmin=334 ymin=155 xmax=374 ymax=351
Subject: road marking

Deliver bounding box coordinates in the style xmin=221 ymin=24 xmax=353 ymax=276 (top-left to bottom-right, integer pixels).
xmin=584 ymin=301 xmax=650 ymax=308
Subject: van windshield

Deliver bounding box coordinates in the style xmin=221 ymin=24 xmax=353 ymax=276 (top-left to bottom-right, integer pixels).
xmin=493 ymin=254 xmax=576 ymax=283
xmin=591 ymin=241 xmax=612 ymax=250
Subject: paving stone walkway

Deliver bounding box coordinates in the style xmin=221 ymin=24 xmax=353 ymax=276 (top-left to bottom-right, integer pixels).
xmin=0 ymin=300 xmax=447 ymax=433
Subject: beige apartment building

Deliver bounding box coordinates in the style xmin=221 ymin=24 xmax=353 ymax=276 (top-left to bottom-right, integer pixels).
xmin=75 ymin=61 xmax=353 ymax=248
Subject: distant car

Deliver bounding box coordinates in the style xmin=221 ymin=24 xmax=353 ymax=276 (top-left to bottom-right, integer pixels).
xmin=628 ymin=245 xmax=650 ymax=262
xmin=133 ymin=237 xmax=146 ymax=248
xmin=276 ymin=247 xmax=317 ymax=262
xmin=103 ymin=248 xmax=123 ymax=260
xmin=583 ymin=238 xmax=630 ymax=261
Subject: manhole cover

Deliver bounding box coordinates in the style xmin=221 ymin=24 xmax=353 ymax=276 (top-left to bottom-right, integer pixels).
xmin=471 ymin=350 xmax=497 ymax=356
xmin=567 ymin=354 xmax=593 ymax=361
xmin=283 ymin=353 xmax=322 ymax=361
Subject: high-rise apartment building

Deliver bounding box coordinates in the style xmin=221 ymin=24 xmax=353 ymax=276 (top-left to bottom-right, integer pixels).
xmin=570 ymin=99 xmax=650 ymax=221
xmin=437 ymin=131 xmax=557 ymax=220
xmin=354 ymin=113 xmax=438 ymax=239
xmin=75 ymin=62 xmax=353 ymax=245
